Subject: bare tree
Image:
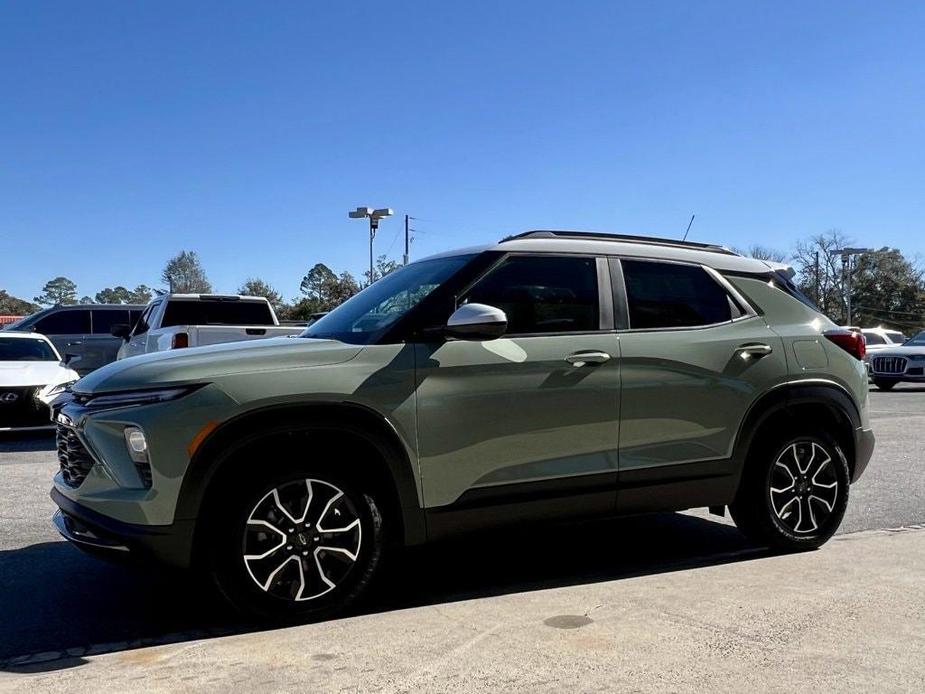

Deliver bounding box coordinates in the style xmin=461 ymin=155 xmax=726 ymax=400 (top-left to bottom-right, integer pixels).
xmin=731 ymin=245 xmax=790 ymax=263
xmin=792 ymin=229 xmax=853 ymax=322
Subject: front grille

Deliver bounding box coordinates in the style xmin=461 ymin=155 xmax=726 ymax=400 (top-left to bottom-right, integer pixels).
xmin=872 ymin=356 xmax=907 ymax=375
xmin=0 ymin=386 xmax=49 ymax=428
xmin=57 ymin=424 xmax=96 ymax=488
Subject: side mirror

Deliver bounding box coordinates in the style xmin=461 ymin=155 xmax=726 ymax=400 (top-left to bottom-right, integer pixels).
xmin=63 ymin=353 xmax=81 ymax=367
xmin=110 ymin=323 xmax=132 ymax=339
xmin=445 ymin=303 xmax=507 ymax=341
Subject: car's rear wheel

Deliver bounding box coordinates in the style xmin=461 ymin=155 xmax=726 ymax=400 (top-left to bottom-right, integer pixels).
xmin=731 ymin=431 xmax=850 ymax=551
xmin=206 ymin=460 xmax=385 ymax=622
xmin=874 ymin=378 xmax=898 ymax=391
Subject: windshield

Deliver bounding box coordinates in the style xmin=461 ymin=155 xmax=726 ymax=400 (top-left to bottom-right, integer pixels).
xmin=0 ymin=337 xmax=58 ymax=361
xmin=904 ymin=331 xmax=925 ymax=347
xmin=302 ymin=255 xmax=474 ymax=344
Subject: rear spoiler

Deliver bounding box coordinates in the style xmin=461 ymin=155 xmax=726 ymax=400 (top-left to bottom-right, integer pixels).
xmin=762 ymin=260 xmax=796 ymax=280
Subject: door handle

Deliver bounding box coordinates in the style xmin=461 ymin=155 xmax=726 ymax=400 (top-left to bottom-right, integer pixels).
xmin=735 ymin=343 xmax=772 ymax=359
xmin=67 ymin=341 xmax=83 ymax=346
xmin=565 ymin=350 xmax=611 ymax=366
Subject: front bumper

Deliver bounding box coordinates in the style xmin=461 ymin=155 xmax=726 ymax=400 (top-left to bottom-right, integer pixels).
xmin=852 ymin=426 xmax=875 ymax=482
xmin=51 ymin=487 xmax=196 ymax=568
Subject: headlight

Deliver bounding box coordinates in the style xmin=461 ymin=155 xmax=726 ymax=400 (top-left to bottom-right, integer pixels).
xmin=84 ymin=385 xmax=202 ymax=410
xmin=909 ymin=354 xmax=925 ymax=361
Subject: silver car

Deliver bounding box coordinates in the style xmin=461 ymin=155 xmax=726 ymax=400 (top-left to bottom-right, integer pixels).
xmin=868 ymin=330 xmax=925 ymax=390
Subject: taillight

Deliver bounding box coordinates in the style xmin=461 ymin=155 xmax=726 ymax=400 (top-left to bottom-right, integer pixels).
xmin=824 ymin=329 xmax=866 ymax=360
xmin=172 ymin=332 xmax=189 ymax=349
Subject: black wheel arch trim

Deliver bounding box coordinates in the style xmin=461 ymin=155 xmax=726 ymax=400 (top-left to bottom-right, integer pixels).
xmin=732 ymin=379 xmax=863 ymax=485
xmin=176 ymin=401 xmax=427 ymax=547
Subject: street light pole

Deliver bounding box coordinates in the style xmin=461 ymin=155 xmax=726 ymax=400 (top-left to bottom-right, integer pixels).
xmin=830 ymin=247 xmax=874 ymax=325
xmin=349 ymin=207 xmax=393 ymax=285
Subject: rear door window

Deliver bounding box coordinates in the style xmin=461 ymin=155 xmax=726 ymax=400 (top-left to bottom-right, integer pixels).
xmin=32 ymin=309 xmax=91 ymax=335
xmin=162 ymin=300 xmax=275 ymax=327
xmin=621 ymin=260 xmax=734 ymax=329
xmin=91 ymin=310 xmax=131 ymax=335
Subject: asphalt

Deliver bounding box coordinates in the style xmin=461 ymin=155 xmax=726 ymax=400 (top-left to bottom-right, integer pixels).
xmin=1 ymin=527 xmax=923 ymax=692
xmin=0 ymin=385 xmax=923 ymax=686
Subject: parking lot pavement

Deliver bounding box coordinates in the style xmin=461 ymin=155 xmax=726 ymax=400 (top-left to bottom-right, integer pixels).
xmin=0 ymin=385 xmax=923 ymax=682
xmin=2 ymin=527 xmax=923 ymax=693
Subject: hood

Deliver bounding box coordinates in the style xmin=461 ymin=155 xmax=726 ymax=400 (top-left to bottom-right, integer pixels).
xmin=74 ymin=337 xmax=363 ymax=394
xmin=870 ymin=345 xmax=925 ymax=357
xmin=0 ymin=361 xmax=78 ymax=387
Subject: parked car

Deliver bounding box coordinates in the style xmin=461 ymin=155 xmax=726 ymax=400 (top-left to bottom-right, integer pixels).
xmin=114 ymin=294 xmax=304 ymax=359
xmin=3 ymin=304 xmax=145 ymax=375
xmin=867 ymin=330 xmax=925 ymax=390
xmin=51 ymin=231 xmax=873 ymax=621
xmin=0 ymin=332 xmax=79 ymax=431
xmin=861 ymin=327 xmax=907 ymax=354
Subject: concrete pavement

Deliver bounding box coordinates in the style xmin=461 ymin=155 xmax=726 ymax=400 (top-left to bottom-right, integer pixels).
xmin=3 ymin=526 xmax=923 ymax=693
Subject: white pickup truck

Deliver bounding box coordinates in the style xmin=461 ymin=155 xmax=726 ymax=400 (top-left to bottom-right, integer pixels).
xmin=113 ymin=294 xmax=304 ymax=359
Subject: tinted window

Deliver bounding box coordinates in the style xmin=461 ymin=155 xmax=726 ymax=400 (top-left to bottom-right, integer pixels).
xmin=132 ymin=304 xmax=157 ymax=336
xmin=0 ymin=337 xmax=57 ymax=361
xmin=622 ymin=260 xmax=732 ymax=329
xmin=128 ymin=309 xmax=143 ymax=328
xmin=887 ymin=332 xmax=907 ymax=344
xmin=33 ymin=309 xmax=91 ymax=335
xmin=91 ymin=309 xmax=130 ymax=334
xmin=162 ymin=300 xmax=275 ymax=327
xmin=463 ymin=255 xmax=599 ymax=334
xmin=864 ymin=332 xmax=885 ymax=345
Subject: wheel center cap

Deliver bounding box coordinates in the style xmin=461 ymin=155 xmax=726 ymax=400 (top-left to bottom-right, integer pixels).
xmin=296 ymin=532 xmax=308 ymax=546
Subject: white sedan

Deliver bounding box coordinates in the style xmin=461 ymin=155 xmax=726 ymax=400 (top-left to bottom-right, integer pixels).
xmin=0 ymin=332 xmax=80 ymax=431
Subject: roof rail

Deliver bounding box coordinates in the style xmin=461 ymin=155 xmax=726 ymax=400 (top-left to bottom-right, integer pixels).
xmin=499 ymin=230 xmax=739 ymax=256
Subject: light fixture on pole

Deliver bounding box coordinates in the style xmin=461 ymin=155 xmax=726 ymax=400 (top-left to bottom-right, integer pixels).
xmin=829 ymin=247 xmax=874 ymax=326
xmin=349 ymin=206 xmax=393 ymax=285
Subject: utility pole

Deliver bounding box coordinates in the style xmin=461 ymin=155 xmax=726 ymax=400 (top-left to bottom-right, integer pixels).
xmin=814 ymin=251 xmax=820 ymax=306
xmin=404 ymin=215 xmax=410 ymax=266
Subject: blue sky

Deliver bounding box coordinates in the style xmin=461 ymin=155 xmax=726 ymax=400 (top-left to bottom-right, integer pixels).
xmin=2 ymin=1 xmax=924 ymax=302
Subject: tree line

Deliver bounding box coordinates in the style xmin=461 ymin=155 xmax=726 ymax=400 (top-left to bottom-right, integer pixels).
xmin=0 ymin=250 xmax=402 ymax=322
xmin=2 ymin=233 xmax=923 ymax=330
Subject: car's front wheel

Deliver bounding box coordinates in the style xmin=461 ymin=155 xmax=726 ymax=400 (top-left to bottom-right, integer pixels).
xmin=731 ymin=432 xmax=850 ymax=551
xmin=206 ymin=463 xmax=385 ymax=622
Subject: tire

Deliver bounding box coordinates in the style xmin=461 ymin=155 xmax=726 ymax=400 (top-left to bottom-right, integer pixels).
xmin=204 ymin=450 xmax=386 ymax=622
xmin=874 ymin=378 xmax=897 ymax=391
xmin=730 ymin=430 xmax=850 ymax=551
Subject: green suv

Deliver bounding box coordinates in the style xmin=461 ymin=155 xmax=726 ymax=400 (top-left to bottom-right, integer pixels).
xmin=51 ymin=231 xmax=874 ymax=620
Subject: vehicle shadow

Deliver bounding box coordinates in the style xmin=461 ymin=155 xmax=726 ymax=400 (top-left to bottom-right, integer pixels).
xmin=0 ymin=431 xmax=56 ymax=453
xmin=0 ymin=512 xmax=764 ymax=673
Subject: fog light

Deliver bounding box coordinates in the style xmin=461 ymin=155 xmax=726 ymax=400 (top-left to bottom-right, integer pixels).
xmin=124 ymin=427 xmax=149 ymax=464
